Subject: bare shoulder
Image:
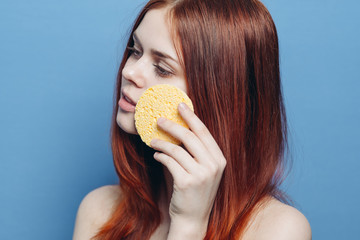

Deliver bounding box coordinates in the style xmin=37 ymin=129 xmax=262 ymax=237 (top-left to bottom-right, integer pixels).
xmin=242 ymin=197 xmax=312 ymax=240
xmin=73 ymin=185 xmax=121 ymax=240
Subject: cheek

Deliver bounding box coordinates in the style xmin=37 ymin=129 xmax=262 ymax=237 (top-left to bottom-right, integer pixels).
xmin=163 ymin=75 xmax=187 ymax=95
xmin=177 ymin=78 xmax=188 ymax=95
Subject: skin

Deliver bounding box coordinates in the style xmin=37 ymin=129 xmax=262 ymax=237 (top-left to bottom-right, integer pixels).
xmin=116 ymin=7 xmax=226 ymax=238
xmin=73 ymin=7 xmax=312 ymax=240
xmin=115 ymin=7 xmax=187 ymax=134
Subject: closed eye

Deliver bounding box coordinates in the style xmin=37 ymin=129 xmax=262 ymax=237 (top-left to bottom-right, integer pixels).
xmin=127 ymin=46 xmax=142 ymax=58
xmin=153 ymin=64 xmax=173 ymax=78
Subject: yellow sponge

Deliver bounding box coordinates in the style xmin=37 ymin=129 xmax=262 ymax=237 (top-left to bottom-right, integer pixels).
xmin=135 ymin=84 xmax=194 ymax=146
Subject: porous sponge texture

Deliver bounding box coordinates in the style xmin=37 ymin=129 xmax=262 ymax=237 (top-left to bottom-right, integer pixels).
xmin=135 ymin=84 xmax=194 ymax=147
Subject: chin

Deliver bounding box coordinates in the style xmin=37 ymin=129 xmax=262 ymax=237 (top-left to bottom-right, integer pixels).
xmin=116 ymin=111 xmax=138 ymax=135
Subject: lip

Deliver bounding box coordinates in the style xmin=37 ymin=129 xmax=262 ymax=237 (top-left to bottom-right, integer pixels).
xmin=118 ymin=91 xmax=137 ymax=112
xmin=123 ymin=90 xmax=137 ymax=104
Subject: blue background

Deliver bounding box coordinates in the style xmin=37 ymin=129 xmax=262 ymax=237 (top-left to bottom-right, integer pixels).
xmin=0 ymin=0 xmax=359 ymax=239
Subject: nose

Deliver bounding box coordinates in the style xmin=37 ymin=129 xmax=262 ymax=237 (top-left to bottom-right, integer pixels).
xmin=121 ymin=58 xmax=146 ymax=88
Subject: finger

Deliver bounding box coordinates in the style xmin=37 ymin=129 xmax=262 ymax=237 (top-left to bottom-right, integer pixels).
xmin=156 ymin=117 xmax=213 ymax=166
xmin=153 ymin=151 xmax=188 ymax=183
xmin=151 ymin=138 xmax=198 ymax=173
xmin=178 ymin=102 xmax=226 ymax=164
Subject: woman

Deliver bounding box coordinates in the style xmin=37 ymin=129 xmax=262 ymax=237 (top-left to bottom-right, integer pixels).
xmin=73 ymin=0 xmax=311 ymax=239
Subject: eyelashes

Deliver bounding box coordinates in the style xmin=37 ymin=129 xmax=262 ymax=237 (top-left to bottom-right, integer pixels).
xmin=126 ymin=46 xmax=174 ymax=78
xmin=127 ymin=46 xmax=142 ymax=58
xmin=153 ymin=64 xmax=172 ymax=78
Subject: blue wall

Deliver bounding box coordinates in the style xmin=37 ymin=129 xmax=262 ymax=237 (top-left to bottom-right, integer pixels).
xmin=0 ymin=0 xmax=359 ymax=239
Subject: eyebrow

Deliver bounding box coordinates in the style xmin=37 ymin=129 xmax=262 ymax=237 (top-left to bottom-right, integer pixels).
xmin=133 ymin=33 xmax=179 ymax=65
xmin=150 ymin=49 xmax=179 ymax=65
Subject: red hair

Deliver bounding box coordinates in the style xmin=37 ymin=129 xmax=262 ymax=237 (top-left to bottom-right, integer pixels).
xmin=94 ymin=0 xmax=289 ymax=239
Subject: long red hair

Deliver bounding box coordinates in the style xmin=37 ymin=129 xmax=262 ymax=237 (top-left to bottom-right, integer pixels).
xmin=94 ymin=0 xmax=289 ymax=239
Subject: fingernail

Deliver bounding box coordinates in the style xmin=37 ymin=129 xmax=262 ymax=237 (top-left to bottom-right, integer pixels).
xmin=178 ymin=102 xmax=187 ymax=110
xmin=150 ymin=139 xmax=158 ymax=146
xmin=157 ymin=117 xmax=166 ymax=124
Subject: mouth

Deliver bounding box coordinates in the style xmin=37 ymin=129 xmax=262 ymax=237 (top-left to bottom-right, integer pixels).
xmin=118 ymin=91 xmax=137 ymax=112
xmin=123 ymin=94 xmax=136 ymax=106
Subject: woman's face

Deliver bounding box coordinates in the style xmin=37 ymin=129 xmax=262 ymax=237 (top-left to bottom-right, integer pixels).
xmin=116 ymin=8 xmax=187 ymax=134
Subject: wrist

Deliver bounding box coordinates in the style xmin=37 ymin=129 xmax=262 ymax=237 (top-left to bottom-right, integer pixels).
xmin=167 ymin=217 xmax=208 ymax=240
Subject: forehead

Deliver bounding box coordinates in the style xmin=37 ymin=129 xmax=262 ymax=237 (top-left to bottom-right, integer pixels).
xmin=137 ymin=8 xmax=171 ymax=33
xmin=134 ymin=8 xmax=177 ymax=55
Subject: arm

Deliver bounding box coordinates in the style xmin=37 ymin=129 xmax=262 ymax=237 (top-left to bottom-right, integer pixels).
xmin=150 ymin=103 xmax=227 ymax=240
xmin=242 ymin=199 xmax=312 ymax=240
xmin=73 ymin=185 xmax=120 ymax=240
xmin=266 ymin=205 xmax=312 ymax=240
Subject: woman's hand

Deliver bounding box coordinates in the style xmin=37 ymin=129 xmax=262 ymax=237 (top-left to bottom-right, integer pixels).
xmin=150 ymin=102 xmax=227 ymax=239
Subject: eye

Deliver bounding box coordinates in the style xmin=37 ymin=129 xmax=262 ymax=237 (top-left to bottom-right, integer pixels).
xmin=153 ymin=64 xmax=173 ymax=78
xmin=127 ymin=46 xmax=142 ymax=58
